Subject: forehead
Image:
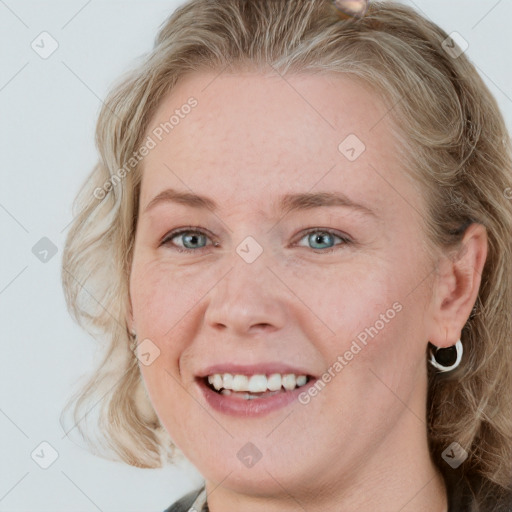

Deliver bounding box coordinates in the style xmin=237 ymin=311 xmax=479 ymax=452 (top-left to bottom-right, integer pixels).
xmin=139 ymin=70 xmax=420 ymax=220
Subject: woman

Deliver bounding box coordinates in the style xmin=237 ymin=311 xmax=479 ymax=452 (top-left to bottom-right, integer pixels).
xmin=61 ymin=1 xmax=512 ymax=510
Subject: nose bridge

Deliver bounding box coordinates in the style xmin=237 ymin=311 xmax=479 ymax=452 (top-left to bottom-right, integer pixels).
xmin=204 ymin=244 xmax=286 ymax=334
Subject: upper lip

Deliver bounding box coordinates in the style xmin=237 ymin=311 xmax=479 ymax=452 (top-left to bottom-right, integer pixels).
xmin=196 ymin=363 xmax=318 ymax=379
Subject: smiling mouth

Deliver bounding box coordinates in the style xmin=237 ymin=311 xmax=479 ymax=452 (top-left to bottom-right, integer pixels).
xmin=202 ymin=373 xmax=313 ymax=400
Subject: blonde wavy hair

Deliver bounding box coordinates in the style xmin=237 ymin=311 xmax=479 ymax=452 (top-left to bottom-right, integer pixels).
xmin=61 ymin=0 xmax=512 ymax=507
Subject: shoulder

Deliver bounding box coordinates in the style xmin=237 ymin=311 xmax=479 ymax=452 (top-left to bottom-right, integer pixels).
xmin=162 ymin=487 xmax=205 ymax=512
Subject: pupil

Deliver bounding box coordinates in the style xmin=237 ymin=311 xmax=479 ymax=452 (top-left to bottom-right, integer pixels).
xmin=186 ymin=234 xmax=199 ymax=247
xmin=312 ymin=232 xmax=331 ymax=248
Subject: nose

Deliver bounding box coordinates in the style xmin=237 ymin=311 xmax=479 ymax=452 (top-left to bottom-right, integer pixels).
xmin=203 ymin=257 xmax=287 ymax=337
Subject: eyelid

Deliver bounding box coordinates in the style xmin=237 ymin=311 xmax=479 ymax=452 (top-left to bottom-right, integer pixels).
xmin=160 ymin=226 xmax=353 ymax=253
xmin=292 ymin=227 xmax=352 ymax=248
xmin=160 ymin=226 xmax=218 ymax=250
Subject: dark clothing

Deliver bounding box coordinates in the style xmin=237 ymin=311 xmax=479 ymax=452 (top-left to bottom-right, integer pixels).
xmin=163 ymin=481 xmax=512 ymax=512
xmin=163 ymin=487 xmax=208 ymax=512
xmin=445 ymin=472 xmax=512 ymax=512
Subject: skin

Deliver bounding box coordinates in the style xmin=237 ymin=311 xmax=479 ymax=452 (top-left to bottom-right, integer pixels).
xmin=127 ymin=70 xmax=487 ymax=512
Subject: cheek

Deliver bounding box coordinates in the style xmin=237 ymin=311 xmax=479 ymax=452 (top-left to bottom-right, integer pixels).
xmin=297 ymin=261 xmax=423 ymax=374
xmin=129 ymin=260 xmax=207 ymax=402
xmin=129 ymin=258 xmax=210 ymax=333
xmin=286 ymin=256 xmax=396 ymax=332
xmin=130 ymin=243 xmax=424 ymax=367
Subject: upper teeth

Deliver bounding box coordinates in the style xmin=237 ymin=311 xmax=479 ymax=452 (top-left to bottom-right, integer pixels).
xmin=207 ymin=373 xmax=308 ymax=393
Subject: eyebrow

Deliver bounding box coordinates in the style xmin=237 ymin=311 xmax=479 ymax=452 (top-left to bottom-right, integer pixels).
xmin=143 ymin=188 xmax=377 ymax=218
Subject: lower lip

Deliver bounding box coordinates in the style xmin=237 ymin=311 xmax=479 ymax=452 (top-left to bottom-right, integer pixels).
xmin=197 ymin=378 xmax=317 ymax=417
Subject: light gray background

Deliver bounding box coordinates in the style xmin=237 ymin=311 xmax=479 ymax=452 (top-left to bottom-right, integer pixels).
xmin=1 ymin=1 xmax=511 ymax=511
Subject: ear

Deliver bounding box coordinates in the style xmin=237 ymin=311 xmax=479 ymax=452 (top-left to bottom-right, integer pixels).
xmin=427 ymin=223 xmax=488 ymax=348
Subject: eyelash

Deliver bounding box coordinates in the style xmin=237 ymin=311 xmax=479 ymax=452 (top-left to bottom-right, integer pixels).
xmin=160 ymin=226 xmax=352 ymax=254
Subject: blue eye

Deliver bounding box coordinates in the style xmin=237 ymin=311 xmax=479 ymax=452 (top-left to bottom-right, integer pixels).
xmin=161 ymin=228 xmax=213 ymax=253
xmin=160 ymin=227 xmax=352 ymax=254
xmin=296 ymin=229 xmax=351 ymax=252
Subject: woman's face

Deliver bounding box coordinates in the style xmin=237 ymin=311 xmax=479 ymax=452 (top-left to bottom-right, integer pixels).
xmin=129 ymin=71 xmax=438 ymax=498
